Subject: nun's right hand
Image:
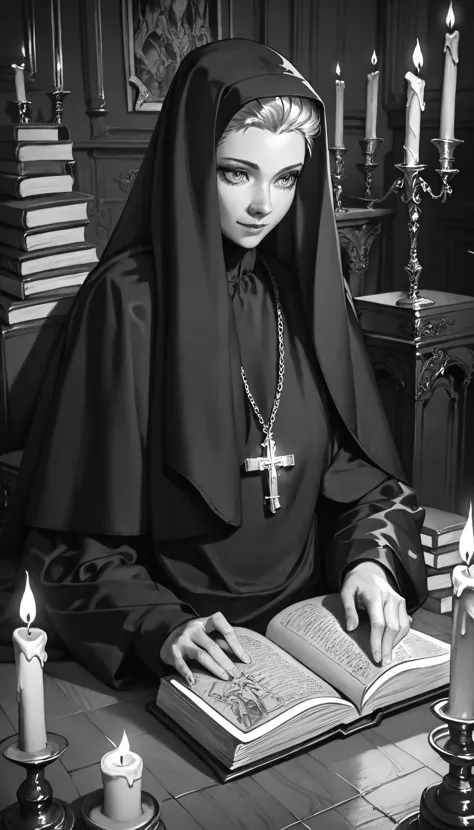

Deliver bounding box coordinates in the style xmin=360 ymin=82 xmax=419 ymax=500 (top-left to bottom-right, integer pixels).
xmin=159 ymin=612 xmax=251 ymax=685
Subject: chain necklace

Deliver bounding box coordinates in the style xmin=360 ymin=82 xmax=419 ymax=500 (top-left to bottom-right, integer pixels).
xmin=241 ymin=260 xmax=295 ymax=513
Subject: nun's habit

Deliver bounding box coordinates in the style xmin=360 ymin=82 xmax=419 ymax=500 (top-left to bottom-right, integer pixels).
xmin=0 ymin=39 xmax=427 ymax=687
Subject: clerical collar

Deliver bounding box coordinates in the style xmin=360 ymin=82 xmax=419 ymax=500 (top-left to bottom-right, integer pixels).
xmin=223 ymin=237 xmax=257 ymax=282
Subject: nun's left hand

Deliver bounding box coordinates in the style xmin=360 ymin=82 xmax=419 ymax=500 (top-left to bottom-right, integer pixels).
xmin=340 ymin=561 xmax=412 ymax=667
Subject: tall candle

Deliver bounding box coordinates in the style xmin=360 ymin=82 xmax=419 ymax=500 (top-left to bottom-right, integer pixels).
xmin=447 ymin=505 xmax=474 ymax=719
xmin=13 ymin=572 xmax=48 ymax=753
xmin=11 ymin=64 xmax=26 ymax=102
xmin=440 ymin=3 xmax=459 ymax=140
xmin=101 ymin=731 xmax=143 ymax=822
xmin=365 ymin=51 xmax=379 ymax=139
xmin=51 ymin=0 xmax=64 ymax=90
xmin=404 ymin=40 xmax=425 ymax=166
xmin=334 ymin=63 xmax=345 ymax=148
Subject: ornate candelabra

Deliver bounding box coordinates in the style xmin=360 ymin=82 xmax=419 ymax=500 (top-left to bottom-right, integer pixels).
xmin=363 ymin=137 xmax=463 ymax=307
xmin=47 ymin=89 xmax=70 ymax=124
xmin=329 ymin=147 xmax=349 ymax=213
xmin=0 ymin=732 xmax=75 ymax=830
xmin=394 ymin=698 xmax=474 ymax=829
xmin=15 ymin=101 xmax=32 ymax=124
xmin=356 ymin=137 xmax=384 ymax=202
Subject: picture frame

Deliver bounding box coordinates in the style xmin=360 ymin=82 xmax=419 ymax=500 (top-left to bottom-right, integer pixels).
xmin=122 ymin=0 xmax=231 ymax=113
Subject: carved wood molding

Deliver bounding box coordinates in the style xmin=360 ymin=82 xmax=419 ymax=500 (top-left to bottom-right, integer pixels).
xmin=416 ymin=346 xmax=474 ymax=399
xmin=79 ymin=0 xmax=109 ymax=136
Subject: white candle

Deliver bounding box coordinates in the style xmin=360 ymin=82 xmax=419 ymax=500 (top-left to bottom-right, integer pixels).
xmin=101 ymin=731 xmax=143 ymax=822
xmin=365 ymin=51 xmax=379 ymax=139
xmin=13 ymin=572 xmax=48 ymax=753
xmin=404 ymin=40 xmax=425 ymax=165
xmin=11 ymin=64 xmax=26 ymax=102
xmin=440 ymin=3 xmax=459 ymax=141
xmin=447 ymin=505 xmax=474 ymax=720
xmin=334 ymin=63 xmax=345 ymax=148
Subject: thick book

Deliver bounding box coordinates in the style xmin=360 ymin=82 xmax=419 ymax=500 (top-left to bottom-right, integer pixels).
xmin=426 ymin=567 xmax=454 ymax=592
xmin=151 ymin=594 xmax=450 ymax=779
xmin=0 ymin=265 xmax=91 ymax=299
xmin=421 ymin=506 xmax=466 ymax=549
xmin=0 ymin=160 xmax=72 ymax=177
xmin=0 ymin=222 xmax=87 ymax=252
xmin=0 ymin=243 xmax=98 ymax=276
xmin=423 ymin=543 xmax=462 ymax=569
xmin=0 ymin=141 xmax=74 ymax=162
xmin=0 ymin=193 xmax=93 ymax=229
xmin=0 ymin=173 xmax=74 ymax=199
xmin=0 ymin=288 xmax=77 ymax=325
xmin=0 ymin=124 xmax=60 ymax=142
xmin=423 ymin=589 xmax=452 ymax=615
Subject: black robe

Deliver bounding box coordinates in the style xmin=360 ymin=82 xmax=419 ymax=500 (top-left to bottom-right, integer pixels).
xmin=5 ymin=248 xmax=426 ymax=688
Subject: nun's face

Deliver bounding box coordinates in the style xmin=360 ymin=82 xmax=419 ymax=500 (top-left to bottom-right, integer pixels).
xmin=216 ymin=126 xmax=305 ymax=248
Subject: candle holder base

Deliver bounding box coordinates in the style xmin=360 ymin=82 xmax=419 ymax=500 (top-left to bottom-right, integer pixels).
xmin=82 ymin=790 xmax=161 ymax=830
xmin=15 ymin=100 xmax=32 ymax=124
xmin=0 ymin=733 xmax=75 ymax=830
xmin=393 ymin=699 xmax=474 ymax=830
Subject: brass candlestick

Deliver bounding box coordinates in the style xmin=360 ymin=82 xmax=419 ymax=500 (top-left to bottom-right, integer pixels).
xmin=15 ymin=101 xmax=32 ymax=124
xmin=47 ymin=89 xmax=70 ymax=124
xmin=365 ymin=137 xmax=463 ymax=307
xmin=0 ymin=733 xmax=75 ymax=830
xmin=394 ymin=698 xmax=474 ymax=829
xmin=356 ymin=137 xmax=384 ymax=202
xmin=329 ymin=147 xmax=349 ymax=213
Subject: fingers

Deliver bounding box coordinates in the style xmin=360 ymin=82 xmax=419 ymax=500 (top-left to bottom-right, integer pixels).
xmin=365 ymin=596 xmax=385 ymax=665
xmin=205 ymin=612 xmax=251 ymax=664
xmin=192 ymin=625 xmax=243 ymax=680
xmin=392 ymin=599 xmax=411 ymax=650
xmin=380 ymin=597 xmax=399 ymax=666
xmin=340 ymin=586 xmax=359 ymax=632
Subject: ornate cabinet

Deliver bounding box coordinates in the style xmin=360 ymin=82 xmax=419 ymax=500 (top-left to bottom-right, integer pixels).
xmin=355 ymin=290 xmax=474 ymax=513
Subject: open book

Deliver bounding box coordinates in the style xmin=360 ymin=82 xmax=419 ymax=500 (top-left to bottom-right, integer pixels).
xmin=151 ymin=594 xmax=450 ymax=779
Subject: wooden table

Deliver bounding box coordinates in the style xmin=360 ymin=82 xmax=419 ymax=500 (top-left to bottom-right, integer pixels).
xmin=0 ymin=609 xmax=451 ymax=830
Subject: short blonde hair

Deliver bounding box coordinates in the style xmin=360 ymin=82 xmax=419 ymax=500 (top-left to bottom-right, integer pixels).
xmin=218 ymin=96 xmax=321 ymax=157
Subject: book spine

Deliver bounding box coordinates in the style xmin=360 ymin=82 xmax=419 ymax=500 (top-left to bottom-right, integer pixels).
xmin=0 ymin=257 xmax=21 ymax=276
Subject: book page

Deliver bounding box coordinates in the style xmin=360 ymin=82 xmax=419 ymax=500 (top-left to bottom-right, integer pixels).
xmin=169 ymin=628 xmax=352 ymax=737
xmin=266 ymin=595 xmax=449 ymax=711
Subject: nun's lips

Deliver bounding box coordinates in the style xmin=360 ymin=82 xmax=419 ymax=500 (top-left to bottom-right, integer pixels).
xmin=237 ymin=222 xmax=268 ymax=230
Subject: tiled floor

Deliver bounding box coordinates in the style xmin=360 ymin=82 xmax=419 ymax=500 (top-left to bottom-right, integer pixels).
xmin=0 ymin=609 xmax=451 ymax=830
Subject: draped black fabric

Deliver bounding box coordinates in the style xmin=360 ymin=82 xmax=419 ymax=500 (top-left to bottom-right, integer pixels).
xmin=0 ymin=38 xmax=407 ymax=550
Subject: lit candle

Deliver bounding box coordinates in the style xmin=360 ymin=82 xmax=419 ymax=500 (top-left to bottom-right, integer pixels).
xmin=440 ymin=2 xmax=459 ymax=140
xmin=334 ymin=63 xmax=345 ymax=148
xmin=101 ymin=730 xmax=143 ymax=822
xmin=12 ymin=572 xmax=48 ymax=753
xmin=365 ymin=51 xmax=379 ymax=139
xmin=404 ymin=40 xmax=426 ymax=165
xmin=51 ymin=0 xmax=64 ymax=91
xmin=447 ymin=504 xmax=474 ymax=720
xmin=11 ymin=63 xmax=26 ymax=103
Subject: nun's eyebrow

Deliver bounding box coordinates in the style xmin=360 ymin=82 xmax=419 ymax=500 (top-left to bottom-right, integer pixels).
xmin=220 ymin=157 xmax=303 ymax=174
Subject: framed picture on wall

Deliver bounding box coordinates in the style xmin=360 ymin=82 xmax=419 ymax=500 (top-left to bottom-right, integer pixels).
xmin=122 ymin=0 xmax=232 ymax=112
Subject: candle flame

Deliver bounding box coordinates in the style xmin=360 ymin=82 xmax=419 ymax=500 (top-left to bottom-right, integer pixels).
xmin=19 ymin=571 xmax=36 ymax=628
xmin=336 ymin=62 xmax=341 ymax=76
xmin=412 ymin=38 xmax=423 ymax=72
xmin=446 ymin=1 xmax=455 ymax=28
xmin=117 ymin=730 xmax=130 ymax=763
xmin=21 ymin=45 xmax=25 ymax=57
xmin=371 ymin=50 xmax=377 ymax=66
xmin=459 ymin=503 xmax=474 ymax=567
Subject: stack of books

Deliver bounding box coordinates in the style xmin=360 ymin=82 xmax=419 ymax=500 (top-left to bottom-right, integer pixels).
xmin=421 ymin=506 xmax=467 ymax=615
xmin=0 ymin=122 xmax=98 ymax=325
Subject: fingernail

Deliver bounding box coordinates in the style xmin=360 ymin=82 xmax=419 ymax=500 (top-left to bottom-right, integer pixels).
xmin=374 ymin=651 xmax=381 ymax=663
xmin=221 ymin=671 xmax=229 ymax=680
xmin=187 ymin=674 xmax=195 ymax=685
xmin=243 ymin=653 xmax=251 ymax=663
xmin=230 ymin=667 xmax=243 ymax=678
xmin=346 ymin=619 xmax=355 ymax=631
xmin=382 ymin=656 xmax=391 ymax=666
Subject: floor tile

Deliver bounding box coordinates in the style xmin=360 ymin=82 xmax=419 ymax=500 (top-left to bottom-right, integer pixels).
xmin=310 ymin=729 xmax=423 ymax=794
xmin=131 ymin=729 xmax=217 ymax=798
xmin=52 ymin=712 xmax=114 ymax=771
xmin=305 ymin=796 xmax=396 ymax=828
xmin=0 ymin=704 xmax=15 ymax=741
xmin=85 ymin=698 xmax=164 ymax=742
xmin=364 ymin=767 xmax=441 ymax=821
xmin=253 ymin=752 xmax=359 ymax=820
xmin=373 ymin=706 xmax=443 ymax=772
xmin=45 ymin=662 xmax=153 ymax=711
xmin=178 ymin=777 xmax=299 ymax=829
xmin=159 ymin=797 xmax=207 ymax=830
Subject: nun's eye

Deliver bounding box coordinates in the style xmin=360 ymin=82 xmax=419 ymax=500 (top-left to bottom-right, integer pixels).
xmin=217 ymin=168 xmax=249 ymax=186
